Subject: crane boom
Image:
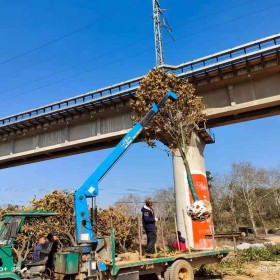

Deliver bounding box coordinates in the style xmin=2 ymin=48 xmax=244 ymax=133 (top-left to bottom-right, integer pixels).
xmin=74 ymin=91 xmax=177 ymax=248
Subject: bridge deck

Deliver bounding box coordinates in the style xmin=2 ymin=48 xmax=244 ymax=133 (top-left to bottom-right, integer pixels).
xmin=0 ymin=33 xmax=279 ymax=134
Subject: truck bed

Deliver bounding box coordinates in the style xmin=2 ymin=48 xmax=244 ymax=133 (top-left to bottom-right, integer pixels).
xmin=110 ymin=249 xmax=228 ymax=276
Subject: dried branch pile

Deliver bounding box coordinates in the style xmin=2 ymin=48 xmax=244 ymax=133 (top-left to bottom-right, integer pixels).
xmin=97 ymin=205 xmax=138 ymax=253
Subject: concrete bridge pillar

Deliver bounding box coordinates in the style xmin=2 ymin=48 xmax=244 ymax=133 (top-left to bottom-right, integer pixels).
xmin=173 ymin=131 xmax=213 ymax=249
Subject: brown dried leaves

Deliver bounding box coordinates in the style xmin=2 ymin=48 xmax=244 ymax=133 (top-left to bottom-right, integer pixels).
xmin=130 ymin=68 xmax=206 ymax=153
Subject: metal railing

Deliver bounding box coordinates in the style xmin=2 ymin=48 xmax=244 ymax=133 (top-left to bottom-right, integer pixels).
xmin=164 ymin=33 xmax=280 ymax=76
xmin=0 ymin=78 xmax=142 ymax=126
xmin=0 ymin=33 xmax=279 ymax=127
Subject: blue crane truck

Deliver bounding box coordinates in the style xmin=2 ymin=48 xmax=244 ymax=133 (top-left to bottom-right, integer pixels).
xmin=0 ymin=91 xmax=228 ymax=280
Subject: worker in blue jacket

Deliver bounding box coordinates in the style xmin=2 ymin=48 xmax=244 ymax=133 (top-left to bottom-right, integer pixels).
xmin=33 ymin=235 xmax=47 ymax=262
xmin=141 ymin=198 xmax=158 ymax=257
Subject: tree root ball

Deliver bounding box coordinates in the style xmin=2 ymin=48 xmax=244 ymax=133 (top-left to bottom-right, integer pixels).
xmin=186 ymin=200 xmax=212 ymax=222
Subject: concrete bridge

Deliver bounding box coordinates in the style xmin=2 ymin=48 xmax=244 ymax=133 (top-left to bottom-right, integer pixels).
xmin=0 ymin=33 xmax=279 ymax=169
xmin=0 ymin=33 xmax=280 ymax=249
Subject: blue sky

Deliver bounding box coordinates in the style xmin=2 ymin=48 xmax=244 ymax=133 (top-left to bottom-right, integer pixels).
xmin=0 ymin=0 xmax=279 ymax=207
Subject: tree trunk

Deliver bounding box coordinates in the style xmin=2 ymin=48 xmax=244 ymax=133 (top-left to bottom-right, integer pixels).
xmin=228 ymin=191 xmax=239 ymax=232
xmin=247 ymin=201 xmax=258 ymax=237
xmin=241 ymin=185 xmax=258 ymax=237
xmin=231 ymin=208 xmax=239 ymax=232
xmin=256 ymin=207 xmax=268 ymax=235
xmin=217 ymin=210 xmax=223 ymax=232
xmin=66 ymin=232 xmax=76 ymax=246
xmin=273 ymin=189 xmax=280 ymax=217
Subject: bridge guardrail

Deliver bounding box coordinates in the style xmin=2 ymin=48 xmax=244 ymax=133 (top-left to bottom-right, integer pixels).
xmin=164 ymin=33 xmax=280 ymax=75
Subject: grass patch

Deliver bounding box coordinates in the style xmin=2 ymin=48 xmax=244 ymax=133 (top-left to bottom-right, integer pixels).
xmin=195 ymin=244 xmax=280 ymax=277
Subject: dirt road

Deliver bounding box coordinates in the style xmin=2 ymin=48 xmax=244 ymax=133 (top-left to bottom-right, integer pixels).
xmin=195 ymin=261 xmax=280 ymax=280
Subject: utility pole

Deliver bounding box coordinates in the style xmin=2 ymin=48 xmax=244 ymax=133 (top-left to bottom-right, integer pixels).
xmin=152 ymin=0 xmax=174 ymax=67
xmin=153 ymin=0 xmax=164 ymax=66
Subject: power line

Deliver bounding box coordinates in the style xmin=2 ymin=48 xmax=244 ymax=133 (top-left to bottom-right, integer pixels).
xmin=0 ymin=0 xmax=142 ymax=67
xmin=0 ymin=0 xmax=257 ymax=79
xmin=0 ymin=35 xmax=146 ymax=96
xmin=173 ymin=2 xmax=280 ymax=44
xmin=0 ymin=39 xmax=97 ymax=79
xmin=0 ymin=1 xmax=279 ymax=103
xmin=0 ymin=46 xmax=152 ymax=103
xmin=180 ymin=0 xmax=258 ymax=26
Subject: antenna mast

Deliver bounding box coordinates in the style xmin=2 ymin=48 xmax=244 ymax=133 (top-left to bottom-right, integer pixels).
xmin=152 ymin=0 xmax=174 ymax=67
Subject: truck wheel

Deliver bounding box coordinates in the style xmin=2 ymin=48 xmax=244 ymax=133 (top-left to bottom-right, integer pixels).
xmin=170 ymin=260 xmax=194 ymax=280
xmin=164 ymin=267 xmax=171 ymax=280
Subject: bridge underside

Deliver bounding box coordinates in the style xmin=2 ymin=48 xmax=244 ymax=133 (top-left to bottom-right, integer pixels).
xmin=0 ymin=108 xmax=133 ymax=168
xmin=200 ymin=63 xmax=280 ymax=127
xmin=0 ymin=43 xmax=279 ymax=169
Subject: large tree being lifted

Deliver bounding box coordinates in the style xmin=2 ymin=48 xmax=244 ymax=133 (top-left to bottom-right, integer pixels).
xmin=130 ymin=68 xmax=212 ymax=221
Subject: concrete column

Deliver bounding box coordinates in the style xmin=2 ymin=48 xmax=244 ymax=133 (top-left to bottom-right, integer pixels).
xmin=173 ymin=131 xmax=213 ymax=249
xmin=173 ymin=150 xmax=194 ymax=247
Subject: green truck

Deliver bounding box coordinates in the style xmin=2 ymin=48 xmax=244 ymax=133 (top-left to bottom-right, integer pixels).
xmin=0 ymin=210 xmax=228 ymax=280
xmin=0 ymin=210 xmax=57 ymax=280
xmin=0 ymin=92 xmax=228 ymax=279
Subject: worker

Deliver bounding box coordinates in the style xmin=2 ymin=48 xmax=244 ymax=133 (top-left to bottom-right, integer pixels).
xmin=141 ymin=198 xmax=158 ymax=258
xmin=33 ymin=235 xmax=47 ymax=262
xmin=45 ymin=232 xmax=59 ymax=271
xmin=173 ymin=231 xmax=187 ymax=251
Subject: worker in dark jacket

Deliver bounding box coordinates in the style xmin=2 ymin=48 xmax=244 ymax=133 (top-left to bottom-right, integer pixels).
xmin=141 ymin=198 xmax=158 ymax=257
xmin=45 ymin=232 xmax=59 ymax=271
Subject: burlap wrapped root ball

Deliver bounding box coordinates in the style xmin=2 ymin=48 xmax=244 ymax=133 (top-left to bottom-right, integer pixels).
xmin=186 ymin=200 xmax=212 ymax=222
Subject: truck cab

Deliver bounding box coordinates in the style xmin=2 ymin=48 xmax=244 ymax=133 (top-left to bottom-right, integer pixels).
xmin=0 ymin=210 xmax=57 ymax=280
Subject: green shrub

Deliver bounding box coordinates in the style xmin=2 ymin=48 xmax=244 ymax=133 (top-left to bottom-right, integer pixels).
xmin=195 ymin=244 xmax=280 ymax=277
xmin=239 ymin=244 xmax=280 ymax=262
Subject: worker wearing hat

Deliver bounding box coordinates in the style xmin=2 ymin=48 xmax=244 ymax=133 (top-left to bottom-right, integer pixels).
xmin=141 ymin=198 xmax=158 ymax=258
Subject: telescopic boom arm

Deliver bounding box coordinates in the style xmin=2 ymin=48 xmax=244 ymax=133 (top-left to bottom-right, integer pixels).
xmin=74 ymin=91 xmax=177 ymax=246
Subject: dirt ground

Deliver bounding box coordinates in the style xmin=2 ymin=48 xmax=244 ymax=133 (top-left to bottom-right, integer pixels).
xmin=195 ymin=261 xmax=280 ymax=280
xmin=266 ymin=234 xmax=280 ymax=243
xmin=195 ymin=234 xmax=280 ymax=280
xmin=222 ymin=262 xmax=280 ymax=280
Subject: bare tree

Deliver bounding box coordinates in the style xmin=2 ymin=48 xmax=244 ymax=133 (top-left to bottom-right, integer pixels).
xmin=268 ymin=166 xmax=280 ymax=217
xmin=130 ymin=68 xmax=211 ymax=221
xmin=230 ymin=163 xmax=268 ymax=236
xmin=152 ymin=187 xmax=176 ymax=219
xmin=210 ymin=174 xmax=232 ymax=232
xmin=130 ymin=68 xmax=205 ymax=173
xmin=115 ymin=194 xmax=142 ymax=218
